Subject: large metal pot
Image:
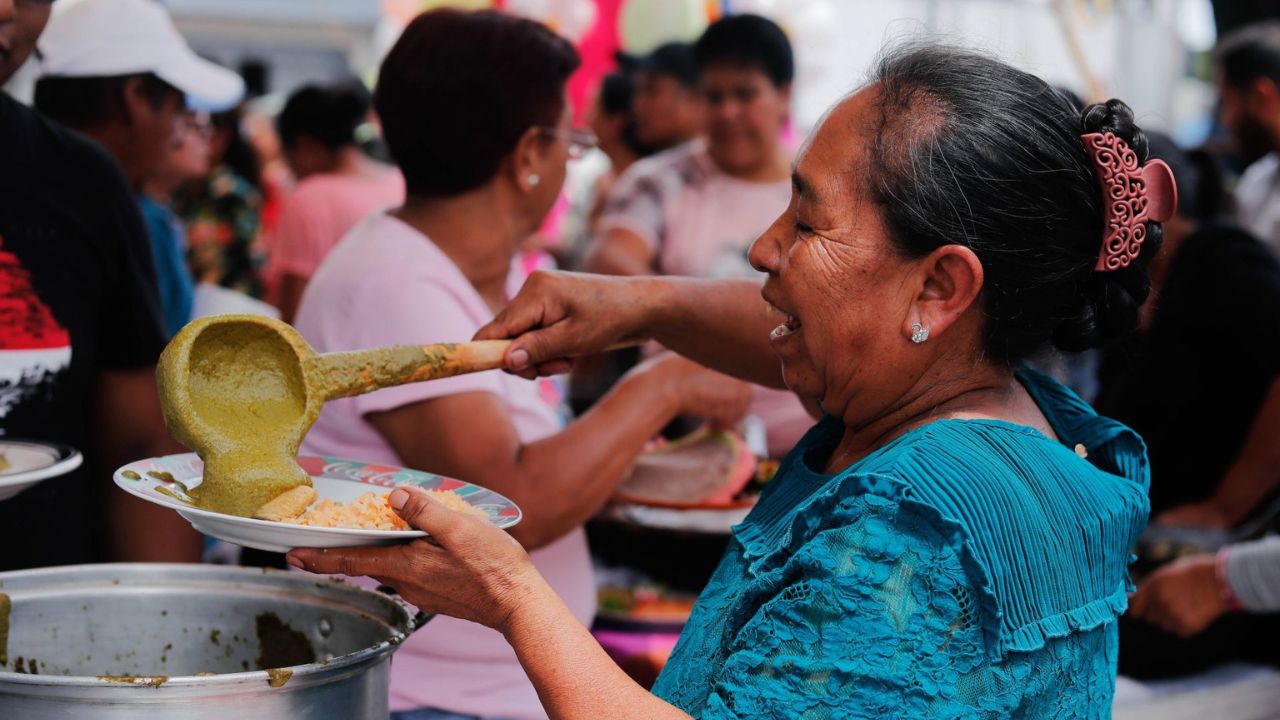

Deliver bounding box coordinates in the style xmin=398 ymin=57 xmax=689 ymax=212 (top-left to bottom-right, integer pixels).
xmin=0 ymin=563 xmax=417 ymax=719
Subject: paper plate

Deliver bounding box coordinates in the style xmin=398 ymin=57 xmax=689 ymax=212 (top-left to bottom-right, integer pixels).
xmin=114 ymin=453 xmax=521 ymax=553
xmin=0 ymin=439 xmax=83 ymax=502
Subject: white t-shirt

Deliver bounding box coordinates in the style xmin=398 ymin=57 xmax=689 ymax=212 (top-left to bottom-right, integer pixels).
xmin=1235 ymin=153 xmax=1280 ymax=259
xmin=295 ymin=213 xmax=594 ymax=718
xmin=598 ymin=140 xmax=814 ymax=456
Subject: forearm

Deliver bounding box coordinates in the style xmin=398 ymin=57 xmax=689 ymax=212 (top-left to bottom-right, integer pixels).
xmin=501 ymin=371 xmax=680 ymax=548
xmin=93 ymin=366 xmax=203 ymax=562
xmin=641 ymin=277 xmax=783 ymax=388
xmin=106 ymin=490 xmax=204 ymax=561
xmin=1207 ymin=376 xmax=1280 ymax=524
xmin=504 ymin=574 xmax=692 ymax=720
xmin=98 ymin=428 xmax=202 ymax=562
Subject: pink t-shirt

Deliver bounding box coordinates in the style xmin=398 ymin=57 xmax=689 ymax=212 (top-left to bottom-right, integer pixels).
xmin=267 ymin=169 xmax=405 ymax=281
xmin=598 ymin=141 xmax=814 ymax=456
xmin=294 ymin=214 xmax=594 ymax=719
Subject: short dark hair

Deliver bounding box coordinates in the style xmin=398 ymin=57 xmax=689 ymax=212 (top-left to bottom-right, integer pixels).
xmin=693 ymin=14 xmax=793 ymax=88
xmin=636 ymin=42 xmax=698 ymax=88
xmin=34 ymin=73 xmax=179 ymax=130
xmin=1214 ymin=21 xmax=1280 ymax=90
xmin=598 ymin=71 xmax=650 ymax=158
xmin=868 ymin=45 xmax=1161 ymax=362
xmin=375 ymin=9 xmax=580 ymax=198
xmin=277 ymin=81 xmax=371 ymax=151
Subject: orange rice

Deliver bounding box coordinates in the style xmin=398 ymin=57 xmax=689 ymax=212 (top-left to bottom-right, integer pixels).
xmin=285 ymin=489 xmax=485 ymax=530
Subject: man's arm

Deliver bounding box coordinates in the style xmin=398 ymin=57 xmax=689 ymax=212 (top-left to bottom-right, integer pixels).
xmin=93 ymin=366 xmax=203 ymax=562
xmin=583 ymin=226 xmax=655 ymax=276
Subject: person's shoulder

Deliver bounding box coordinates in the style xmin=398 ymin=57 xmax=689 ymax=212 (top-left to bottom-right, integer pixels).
xmin=616 ymin=140 xmax=707 ymax=188
xmin=1184 ymin=222 xmax=1280 ymax=296
xmin=309 ymin=216 xmax=463 ymax=298
xmin=1189 ymin=222 xmax=1280 ymax=267
xmin=2 ymin=95 xmax=131 ymax=191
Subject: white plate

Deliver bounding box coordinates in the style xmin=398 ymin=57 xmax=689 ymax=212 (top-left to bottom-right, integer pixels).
xmin=115 ymin=453 xmax=522 ymax=553
xmin=0 ymin=440 xmax=83 ymax=502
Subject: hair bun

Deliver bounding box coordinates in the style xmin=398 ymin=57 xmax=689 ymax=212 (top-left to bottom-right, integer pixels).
xmin=1054 ymin=97 xmax=1160 ymax=352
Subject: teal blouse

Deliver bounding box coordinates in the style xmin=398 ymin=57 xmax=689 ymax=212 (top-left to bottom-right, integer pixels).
xmin=651 ymin=367 xmax=1150 ymax=718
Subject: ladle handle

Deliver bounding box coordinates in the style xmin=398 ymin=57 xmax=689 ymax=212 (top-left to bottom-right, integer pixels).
xmin=311 ymin=340 xmax=512 ymax=401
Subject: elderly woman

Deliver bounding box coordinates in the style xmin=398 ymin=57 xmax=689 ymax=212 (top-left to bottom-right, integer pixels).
xmin=290 ymin=46 xmax=1164 ymax=717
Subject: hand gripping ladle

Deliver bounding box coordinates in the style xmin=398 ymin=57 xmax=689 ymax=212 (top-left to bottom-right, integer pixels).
xmin=156 ymin=314 xmax=510 ymax=517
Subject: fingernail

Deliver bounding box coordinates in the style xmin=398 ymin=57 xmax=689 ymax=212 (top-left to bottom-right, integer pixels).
xmin=509 ymin=348 xmax=530 ymax=370
xmin=389 ymin=487 xmax=409 ymax=510
xmin=285 ymin=553 xmax=305 ymax=569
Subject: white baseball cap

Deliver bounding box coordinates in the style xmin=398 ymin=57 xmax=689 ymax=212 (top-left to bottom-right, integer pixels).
xmin=38 ymin=0 xmax=244 ymax=111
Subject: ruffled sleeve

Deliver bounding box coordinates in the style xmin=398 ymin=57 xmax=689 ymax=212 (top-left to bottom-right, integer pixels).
xmin=696 ymin=493 xmax=987 ymax=718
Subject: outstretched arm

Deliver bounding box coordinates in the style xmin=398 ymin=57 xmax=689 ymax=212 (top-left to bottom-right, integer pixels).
xmin=474 ymin=271 xmax=786 ymax=388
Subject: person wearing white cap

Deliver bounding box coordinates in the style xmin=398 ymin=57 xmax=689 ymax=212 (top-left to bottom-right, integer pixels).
xmin=33 ymin=0 xmax=244 ymax=336
xmin=0 ymin=0 xmax=204 ymax=568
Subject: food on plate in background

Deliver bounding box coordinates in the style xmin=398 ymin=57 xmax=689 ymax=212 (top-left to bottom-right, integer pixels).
xmin=615 ymin=430 xmax=757 ymax=508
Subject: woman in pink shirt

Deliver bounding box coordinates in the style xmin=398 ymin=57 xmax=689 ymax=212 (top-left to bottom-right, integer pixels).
xmin=269 ymin=81 xmax=404 ymax=321
xmin=292 ymin=10 xmax=752 ymax=720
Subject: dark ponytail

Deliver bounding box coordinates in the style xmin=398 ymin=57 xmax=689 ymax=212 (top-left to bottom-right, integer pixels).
xmin=869 ymin=45 xmax=1161 ymax=363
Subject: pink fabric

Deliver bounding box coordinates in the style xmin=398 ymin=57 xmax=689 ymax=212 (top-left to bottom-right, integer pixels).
xmin=294 ymin=214 xmax=594 ymax=719
xmin=267 ymin=170 xmax=405 ymax=281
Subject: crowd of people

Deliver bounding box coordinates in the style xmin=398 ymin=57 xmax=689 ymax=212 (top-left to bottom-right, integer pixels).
xmin=4 ymin=0 xmax=1280 ymax=717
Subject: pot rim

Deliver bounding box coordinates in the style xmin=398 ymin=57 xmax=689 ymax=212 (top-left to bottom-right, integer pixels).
xmin=0 ymin=563 xmax=414 ymax=691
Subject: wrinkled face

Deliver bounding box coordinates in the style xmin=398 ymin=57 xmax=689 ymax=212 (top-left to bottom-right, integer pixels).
xmin=632 ymin=71 xmax=700 ymax=148
xmin=701 ymin=64 xmax=789 ymax=175
xmin=1218 ymin=78 xmax=1274 ymax=166
xmin=748 ymin=87 xmax=921 ymax=417
xmin=0 ymin=0 xmax=53 ymax=86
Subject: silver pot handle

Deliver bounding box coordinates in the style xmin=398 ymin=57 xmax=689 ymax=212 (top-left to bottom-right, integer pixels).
xmin=376 ymin=585 xmax=434 ymax=634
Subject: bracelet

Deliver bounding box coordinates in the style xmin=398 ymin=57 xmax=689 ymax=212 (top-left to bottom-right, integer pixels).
xmin=1216 ymin=548 xmax=1246 ymax=612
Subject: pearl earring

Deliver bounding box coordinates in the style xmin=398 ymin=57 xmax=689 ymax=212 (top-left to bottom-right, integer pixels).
xmin=527 ymin=173 xmax=540 ymax=187
xmin=910 ymin=322 xmax=930 ymax=344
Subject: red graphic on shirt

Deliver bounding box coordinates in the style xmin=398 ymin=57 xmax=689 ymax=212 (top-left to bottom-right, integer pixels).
xmin=0 ymin=234 xmax=73 ymax=421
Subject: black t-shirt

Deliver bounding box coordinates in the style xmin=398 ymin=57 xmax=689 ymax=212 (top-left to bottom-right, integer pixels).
xmin=1097 ymin=223 xmax=1280 ymax=514
xmin=0 ymin=93 xmax=167 ymax=569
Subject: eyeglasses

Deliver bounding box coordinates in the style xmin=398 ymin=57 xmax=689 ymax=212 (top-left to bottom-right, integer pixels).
xmin=538 ymin=127 xmax=598 ymax=160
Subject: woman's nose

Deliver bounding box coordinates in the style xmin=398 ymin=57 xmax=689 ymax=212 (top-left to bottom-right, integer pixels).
xmin=748 ymin=214 xmax=787 ymax=275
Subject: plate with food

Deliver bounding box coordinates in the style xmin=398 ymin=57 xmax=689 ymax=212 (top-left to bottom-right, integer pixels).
xmin=115 ymin=454 xmax=521 ymax=552
xmin=613 ymin=429 xmax=760 ymax=510
xmin=0 ymin=439 xmax=83 ymax=502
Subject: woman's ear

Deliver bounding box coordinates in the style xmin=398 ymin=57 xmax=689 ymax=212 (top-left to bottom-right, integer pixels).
xmin=902 ymin=244 xmax=984 ymax=342
xmin=509 ymin=125 xmax=546 ymax=194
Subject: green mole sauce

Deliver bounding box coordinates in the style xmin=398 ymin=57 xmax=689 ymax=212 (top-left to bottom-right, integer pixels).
xmin=265 ymin=668 xmax=294 ymax=688
xmin=0 ymin=592 xmax=10 ymax=666
xmin=159 ymin=317 xmax=457 ymax=517
xmin=170 ymin=322 xmax=315 ymax=517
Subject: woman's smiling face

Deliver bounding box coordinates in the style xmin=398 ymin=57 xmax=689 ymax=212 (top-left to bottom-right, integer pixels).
xmin=748 ymin=86 xmax=926 ymax=419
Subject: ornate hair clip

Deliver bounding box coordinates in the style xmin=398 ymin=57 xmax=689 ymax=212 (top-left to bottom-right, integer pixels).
xmin=1081 ymin=132 xmax=1178 ymax=272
